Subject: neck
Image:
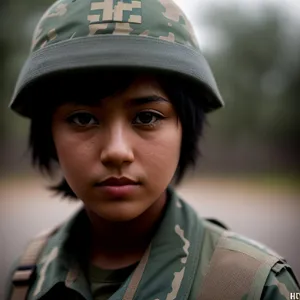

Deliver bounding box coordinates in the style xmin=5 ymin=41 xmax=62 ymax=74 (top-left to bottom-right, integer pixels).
xmin=86 ymin=191 xmax=167 ymax=269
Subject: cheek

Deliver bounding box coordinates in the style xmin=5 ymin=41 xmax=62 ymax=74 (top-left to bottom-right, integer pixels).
xmin=53 ymin=129 xmax=96 ymax=177
xmin=138 ymin=123 xmax=182 ymax=185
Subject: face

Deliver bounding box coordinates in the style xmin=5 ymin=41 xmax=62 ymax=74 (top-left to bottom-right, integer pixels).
xmin=52 ymin=75 xmax=182 ymax=222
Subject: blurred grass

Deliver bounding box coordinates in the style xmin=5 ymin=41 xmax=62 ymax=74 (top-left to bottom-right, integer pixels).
xmin=184 ymin=172 xmax=300 ymax=194
xmin=245 ymin=173 xmax=300 ymax=190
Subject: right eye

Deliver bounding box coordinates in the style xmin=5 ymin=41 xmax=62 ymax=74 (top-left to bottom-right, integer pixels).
xmin=67 ymin=112 xmax=99 ymax=127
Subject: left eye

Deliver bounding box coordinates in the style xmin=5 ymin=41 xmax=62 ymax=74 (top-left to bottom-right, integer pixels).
xmin=68 ymin=112 xmax=98 ymax=126
xmin=134 ymin=111 xmax=163 ymax=125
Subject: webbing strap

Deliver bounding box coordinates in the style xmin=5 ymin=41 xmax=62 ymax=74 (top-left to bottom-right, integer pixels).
xmin=10 ymin=286 xmax=29 ymax=300
xmin=198 ymin=233 xmax=280 ymax=300
xmin=247 ymin=255 xmax=281 ymax=299
xmin=10 ymin=227 xmax=60 ymax=300
xmin=122 ymin=244 xmax=151 ymax=300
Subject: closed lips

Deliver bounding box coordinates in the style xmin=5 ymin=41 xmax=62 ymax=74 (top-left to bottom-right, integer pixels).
xmin=97 ymin=177 xmax=139 ymax=186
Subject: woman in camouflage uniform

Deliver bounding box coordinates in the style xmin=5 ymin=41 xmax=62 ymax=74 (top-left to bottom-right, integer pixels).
xmin=7 ymin=0 xmax=300 ymax=299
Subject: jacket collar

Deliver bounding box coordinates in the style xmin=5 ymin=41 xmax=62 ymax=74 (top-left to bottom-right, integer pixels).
xmin=28 ymin=209 xmax=93 ymax=300
xmin=28 ymin=186 xmax=204 ymax=300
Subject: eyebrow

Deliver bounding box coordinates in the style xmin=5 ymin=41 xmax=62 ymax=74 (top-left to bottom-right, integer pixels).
xmin=127 ymin=96 xmax=170 ymax=107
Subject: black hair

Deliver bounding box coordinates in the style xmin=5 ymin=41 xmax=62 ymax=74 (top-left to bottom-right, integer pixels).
xmin=29 ymin=69 xmax=207 ymax=200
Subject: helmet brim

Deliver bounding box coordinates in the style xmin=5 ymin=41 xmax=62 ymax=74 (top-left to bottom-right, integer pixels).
xmin=10 ymin=35 xmax=224 ymax=118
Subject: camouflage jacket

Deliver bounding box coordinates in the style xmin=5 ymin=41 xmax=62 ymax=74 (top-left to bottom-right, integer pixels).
xmin=7 ymin=187 xmax=300 ymax=300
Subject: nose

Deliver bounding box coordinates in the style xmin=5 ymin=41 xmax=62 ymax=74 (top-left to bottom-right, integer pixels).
xmin=100 ymin=122 xmax=134 ymax=168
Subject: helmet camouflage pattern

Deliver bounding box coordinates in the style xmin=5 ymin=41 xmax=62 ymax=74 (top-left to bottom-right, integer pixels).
xmin=10 ymin=0 xmax=224 ymax=117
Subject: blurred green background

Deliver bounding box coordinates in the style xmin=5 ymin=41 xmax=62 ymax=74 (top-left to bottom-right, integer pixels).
xmin=0 ymin=0 xmax=299 ymax=298
xmin=1 ymin=0 xmax=300 ymax=178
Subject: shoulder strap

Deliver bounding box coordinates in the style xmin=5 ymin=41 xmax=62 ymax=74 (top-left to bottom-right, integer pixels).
xmin=198 ymin=230 xmax=283 ymax=300
xmin=10 ymin=226 xmax=60 ymax=300
xmin=205 ymin=218 xmax=229 ymax=230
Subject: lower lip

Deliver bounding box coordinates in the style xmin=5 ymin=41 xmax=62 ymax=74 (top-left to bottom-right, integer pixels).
xmin=96 ymin=185 xmax=140 ymax=198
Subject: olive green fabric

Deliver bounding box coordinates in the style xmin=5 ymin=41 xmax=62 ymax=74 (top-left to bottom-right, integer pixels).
xmin=6 ymin=187 xmax=300 ymax=300
xmin=10 ymin=0 xmax=224 ymax=118
xmin=89 ymin=263 xmax=137 ymax=300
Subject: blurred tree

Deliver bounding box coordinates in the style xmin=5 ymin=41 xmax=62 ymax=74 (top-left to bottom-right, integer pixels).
xmin=0 ymin=0 xmax=53 ymax=174
xmin=197 ymin=4 xmax=300 ymax=174
xmin=0 ymin=0 xmax=9 ymax=169
xmin=0 ymin=1 xmax=299 ymax=176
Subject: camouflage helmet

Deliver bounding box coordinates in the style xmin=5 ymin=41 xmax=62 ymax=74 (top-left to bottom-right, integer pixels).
xmin=10 ymin=0 xmax=224 ymax=118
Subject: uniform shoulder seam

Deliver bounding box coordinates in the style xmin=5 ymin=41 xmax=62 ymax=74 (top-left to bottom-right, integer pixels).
xmin=221 ymin=231 xmax=285 ymax=262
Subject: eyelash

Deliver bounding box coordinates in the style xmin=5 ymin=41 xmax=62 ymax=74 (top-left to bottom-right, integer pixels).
xmin=66 ymin=112 xmax=98 ymax=127
xmin=66 ymin=111 xmax=165 ymax=128
xmin=133 ymin=111 xmax=165 ymax=128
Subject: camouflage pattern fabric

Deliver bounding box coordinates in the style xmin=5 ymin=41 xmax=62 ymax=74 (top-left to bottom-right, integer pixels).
xmin=7 ymin=187 xmax=300 ymax=300
xmin=9 ymin=0 xmax=224 ymax=117
xmin=31 ymin=0 xmax=199 ymax=51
